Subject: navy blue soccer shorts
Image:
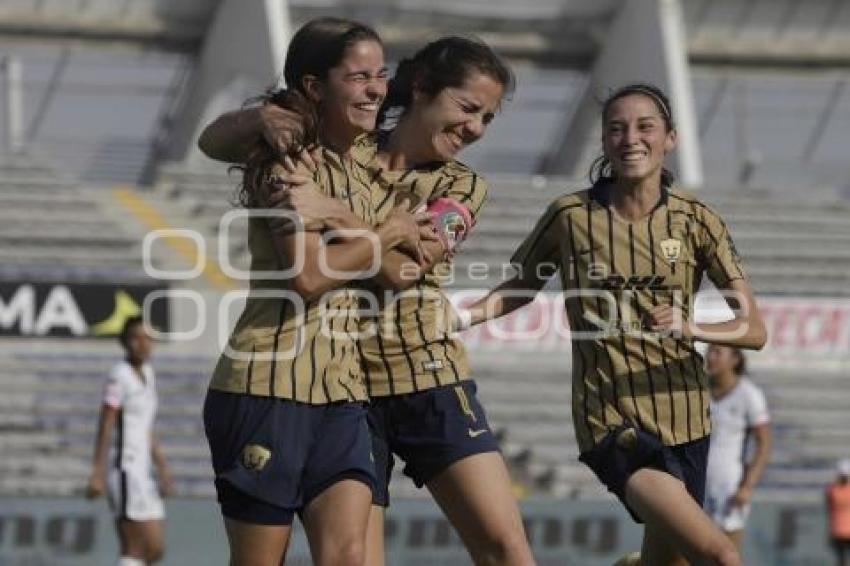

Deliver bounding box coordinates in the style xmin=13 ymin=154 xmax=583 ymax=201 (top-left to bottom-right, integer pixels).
xmin=579 ymin=425 xmax=709 ymax=523
xmin=203 ymin=389 xmax=376 ymax=525
xmin=368 ymin=380 xmax=500 ymax=507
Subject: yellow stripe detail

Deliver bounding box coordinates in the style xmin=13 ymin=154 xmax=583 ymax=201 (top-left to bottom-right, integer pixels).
xmin=113 ymin=186 xmax=236 ymax=290
xmin=453 ymin=386 xmax=476 ymax=423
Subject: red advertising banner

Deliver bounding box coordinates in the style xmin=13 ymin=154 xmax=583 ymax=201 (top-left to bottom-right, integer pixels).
xmin=449 ymin=291 xmax=850 ymax=361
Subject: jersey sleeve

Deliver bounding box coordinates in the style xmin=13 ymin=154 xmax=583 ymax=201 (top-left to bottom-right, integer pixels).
xmin=103 ymin=366 xmax=125 ymax=408
xmin=509 ymin=199 xmax=564 ymax=283
xmin=697 ymin=206 xmax=747 ymax=288
xmin=441 ymin=171 xmax=488 ymax=223
xmin=745 ymin=382 xmax=770 ymax=427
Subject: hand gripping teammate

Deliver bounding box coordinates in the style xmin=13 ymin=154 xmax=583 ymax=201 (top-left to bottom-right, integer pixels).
xmin=201 ymin=18 xmax=434 ymax=566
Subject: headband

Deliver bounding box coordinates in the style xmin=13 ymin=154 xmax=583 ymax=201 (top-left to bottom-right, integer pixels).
xmin=616 ymin=86 xmax=672 ymax=121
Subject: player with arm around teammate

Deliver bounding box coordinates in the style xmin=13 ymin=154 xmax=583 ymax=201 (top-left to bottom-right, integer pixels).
xmin=87 ymin=316 xmax=173 ymax=566
xmin=201 ymin=18 xmax=434 ymax=566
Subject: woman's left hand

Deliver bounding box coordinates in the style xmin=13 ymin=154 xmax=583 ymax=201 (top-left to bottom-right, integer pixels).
xmin=158 ymin=467 xmax=175 ymax=498
xmin=645 ymin=304 xmax=691 ymax=338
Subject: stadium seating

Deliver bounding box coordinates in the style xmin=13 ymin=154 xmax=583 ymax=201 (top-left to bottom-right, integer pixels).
xmin=1 ymin=0 xmax=849 ymax=510
xmin=0 ymin=152 xmax=150 ymax=282
xmin=1 ymin=334 xmax=845 ymax=504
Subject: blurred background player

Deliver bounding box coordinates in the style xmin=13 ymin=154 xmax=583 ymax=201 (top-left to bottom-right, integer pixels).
xmin=460 ymin=83 xmax=766 ymax=566
xmin=827 ymin=458 xmax=850 ymax=566
xmin=86 ymin=316 xmax=173 ymax=566
xmin=704 ymin=344 xmax=772 ymax=551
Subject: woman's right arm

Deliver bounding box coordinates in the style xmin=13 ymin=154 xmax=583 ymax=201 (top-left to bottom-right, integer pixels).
xmin=458 ymin=271 xmax=548 ymax=330
xmin=198 ymin=105 xmax=305 ymax=163
xmin=271 ymin=204 xmax=432 ymax=303
xmin=458 ymin=199 xmax=563 ymax=329
xmin=86 ymin=404 xmax=118 ymax=498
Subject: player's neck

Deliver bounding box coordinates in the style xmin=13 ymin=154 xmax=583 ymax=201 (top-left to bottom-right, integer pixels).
xmin=318 ymin=129 xmax=356 ymax=158
xmin=610 ymin=176 xmax=663 ymax=222
xmin=378 ymin=119 xmax=433 ymax=171
xmin=710 ymin=372 xmax=739 ymax=399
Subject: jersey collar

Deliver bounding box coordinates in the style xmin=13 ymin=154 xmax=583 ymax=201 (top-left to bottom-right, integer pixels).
xmin=589 ymin=179 xmax=670 ymax=213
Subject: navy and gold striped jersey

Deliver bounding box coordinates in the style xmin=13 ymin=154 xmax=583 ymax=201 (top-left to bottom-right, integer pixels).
xmin=351 ymin=136 xmax=488 ymax=397
xmin=511 ymin=182 xmax=746 ymax=452
xmin=210 ymin=147 xmax=374 ymax=403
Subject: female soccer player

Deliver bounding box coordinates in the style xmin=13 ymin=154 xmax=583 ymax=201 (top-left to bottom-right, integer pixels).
xmin=202 ymin=18 xmax=432 ymax=566
xmin=457 ymin=83 xmax=767 ymax=566
xmin=87 ymin=316 xmax=172 ymax=566
xmin=705 ymin=345 xmax=771 ymax=550
xmin=201 ymin=35 xmax=535 ymax=566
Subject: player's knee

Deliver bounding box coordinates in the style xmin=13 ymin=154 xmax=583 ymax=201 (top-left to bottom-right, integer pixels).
xmin=473 ymin=530 xmax=534 ymax=565
xmin=324 ymin=537 xmax=366 ymax=566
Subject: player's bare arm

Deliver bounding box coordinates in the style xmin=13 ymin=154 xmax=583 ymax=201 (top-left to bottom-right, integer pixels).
xmin=198 ymin=104 xmax=307 ymax=163
xmin=86 ymin=404 xmax=118 ymax=498
xmin=647 ymin=278 xmax=767 ymax=350
xmin=732 ymin=423 xmax=772 ymax=507
xmin=269 ymin=200 xmax=432 ymax=302
xmin=458 ymin=269 xmax=549 ymax=331
xmin=150 ymin=432 xmax=175 ymax=497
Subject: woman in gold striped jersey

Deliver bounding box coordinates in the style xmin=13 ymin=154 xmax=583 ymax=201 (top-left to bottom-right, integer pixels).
xmin=201 ymin=18 xmax=435 ymax=566
xmin=202 ymin=36 xmax=536 ymax=566
xmin=459 ymin=84 xmax=766 ymax=566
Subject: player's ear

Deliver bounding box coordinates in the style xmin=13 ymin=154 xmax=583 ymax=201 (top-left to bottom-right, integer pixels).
xmin=664 ymin=128 xmax=677 ymax=154
xmin=301 ymin=75 xmax=324 ymax=104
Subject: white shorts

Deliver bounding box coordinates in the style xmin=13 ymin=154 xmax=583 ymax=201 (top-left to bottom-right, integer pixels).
xmin=107 ymin=468 xmax=165 ymax=521
xmin=705 ymin=485 xmax=750 ymax=532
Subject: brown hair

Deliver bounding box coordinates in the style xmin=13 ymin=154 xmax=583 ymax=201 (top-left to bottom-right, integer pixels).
xmin=236 ymin=18 xmax=382 ymax=208
xmin=377 ymin=35 xmax=515 ymax=130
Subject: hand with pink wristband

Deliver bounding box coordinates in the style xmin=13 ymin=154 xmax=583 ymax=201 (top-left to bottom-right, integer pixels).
xmin=427 ymin=197 xmax=474 ymax=253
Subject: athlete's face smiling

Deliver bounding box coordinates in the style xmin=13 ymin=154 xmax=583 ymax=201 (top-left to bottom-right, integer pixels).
xmin=314 ymin=40 xmax=387 ymax=142
xmin=602 ymin=94 xmax=676 ymax=184
xmin=412 ymin=71 xmax=504 ymax=162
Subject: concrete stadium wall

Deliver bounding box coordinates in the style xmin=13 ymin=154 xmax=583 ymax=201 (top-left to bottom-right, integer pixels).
xmin=0 ymin=497 xmax=834 ymax=565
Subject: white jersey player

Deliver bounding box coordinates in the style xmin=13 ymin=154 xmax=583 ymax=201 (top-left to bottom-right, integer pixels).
xmin=705 ymin=344 xmax=772 ymax=550
xmin=87 ymin=316 xmax=173 ymax=565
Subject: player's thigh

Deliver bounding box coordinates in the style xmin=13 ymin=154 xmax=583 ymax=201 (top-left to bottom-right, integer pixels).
xmin=301 ymin=478 xmax=372 ymax=566
xmin=364 ymin=505 xmax=385 ymax=566
xmin=625 ymin=467 xmax=734 ymax=566
xmin=426 ymin=452 xmax=530 ymax=556
xmin=224 ymin=517 xmax=291 ymax=566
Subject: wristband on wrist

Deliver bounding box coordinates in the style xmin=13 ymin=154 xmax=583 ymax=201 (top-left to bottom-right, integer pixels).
xmin=427 ymin=198 xmax=474 ymax=252
xmin=455 ymin=308 xmax=473 ymax=331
